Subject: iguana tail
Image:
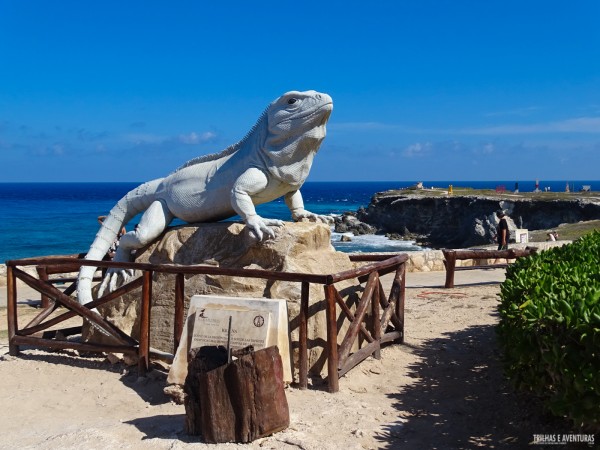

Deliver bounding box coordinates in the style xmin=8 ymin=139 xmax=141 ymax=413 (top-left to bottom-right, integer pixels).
xmin=77 ymin=179 xmax=162 ymax=305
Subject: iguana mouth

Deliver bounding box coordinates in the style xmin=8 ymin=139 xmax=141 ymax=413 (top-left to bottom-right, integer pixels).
xmin=279 ymin=102 xmax=333 ymax=126
xmin=319 ymin=106 xmax=332 ymax=126
xmin=306 ymin=102 xmax=333 ymax=119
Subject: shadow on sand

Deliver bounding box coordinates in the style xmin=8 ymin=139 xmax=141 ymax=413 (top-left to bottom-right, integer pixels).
xmin=373 ymin=324 xmax=582 ymax=449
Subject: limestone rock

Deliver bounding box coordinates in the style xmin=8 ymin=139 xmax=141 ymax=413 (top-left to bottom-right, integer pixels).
xmin=357 ymin=192 xmax=600 ymax=248
xmin=86 ymin=222 xmax=360 ymax=377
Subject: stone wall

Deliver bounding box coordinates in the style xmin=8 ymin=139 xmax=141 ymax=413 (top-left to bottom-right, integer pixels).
xmin=379 ymin=240 xmax=571 ymax=272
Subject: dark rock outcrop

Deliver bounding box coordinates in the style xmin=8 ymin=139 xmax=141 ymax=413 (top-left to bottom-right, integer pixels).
xmin=334 ymin=211 xmax=377 ymax=235
xmin=357 ymin=192 xmax=600 ymax=249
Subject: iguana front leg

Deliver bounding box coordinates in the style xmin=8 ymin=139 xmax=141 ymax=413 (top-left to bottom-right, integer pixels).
xmin=285 ymin=190 xmax=334 ymax=224
xmin=232 ymin=168 xmax=284 ymax=241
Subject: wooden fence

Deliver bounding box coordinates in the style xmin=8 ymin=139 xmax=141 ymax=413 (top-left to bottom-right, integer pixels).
xmin=442 ymin=248 xmax=537 ymax=288
xmin=5 ymin=253 xmax=407 ymax=393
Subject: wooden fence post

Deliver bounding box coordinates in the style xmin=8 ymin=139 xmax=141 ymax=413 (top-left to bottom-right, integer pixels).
xmin=7 ymin=265 xmax=20 ymax=356
xmin=371 ymin=275 xmax=381 ymax=360
xmin=36 ymin=266 xmax=50 ymax=308
xmin=324 ymin=284 xmax=339 ymax=393
xmin=397 ymin=264 xmax=406 ymax=344
xmin=174 ymin=273 xmax=185 ymax=354
xmin=443 ymin=250 xmax=457 ymax=288
xmin=138 ymin=270 xmax=153 ymax=376
xmin=299 ymin=281 xmax=309 ymax=390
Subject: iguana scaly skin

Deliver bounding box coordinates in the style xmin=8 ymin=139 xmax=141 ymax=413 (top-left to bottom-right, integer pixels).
xmin=77 ymin=90 xmax=333 ymax=305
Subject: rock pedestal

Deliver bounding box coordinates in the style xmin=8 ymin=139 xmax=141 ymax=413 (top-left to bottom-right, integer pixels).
xmin=88 ymin=222 xmax=360 ymax=378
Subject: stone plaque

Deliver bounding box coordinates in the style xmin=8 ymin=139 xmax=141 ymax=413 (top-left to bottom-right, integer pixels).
xmin=168 ymin=295 xmax=292 ymax=384
xmin=189 ymin=308 xmax=271 ymax=351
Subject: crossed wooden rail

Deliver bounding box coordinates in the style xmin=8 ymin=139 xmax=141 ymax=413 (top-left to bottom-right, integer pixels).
xmin=5 ymin=253 xmax=407 ymax=393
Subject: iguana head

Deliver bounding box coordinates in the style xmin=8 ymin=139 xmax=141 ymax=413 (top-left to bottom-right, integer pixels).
xmin=267 ymin=90 xmax=333 ymax=139
xmin=262 ymin=90 xmax=333 ymax=185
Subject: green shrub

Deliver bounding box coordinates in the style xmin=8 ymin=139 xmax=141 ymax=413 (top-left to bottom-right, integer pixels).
xmin=497 ymin=231 xmax=600 ymax=430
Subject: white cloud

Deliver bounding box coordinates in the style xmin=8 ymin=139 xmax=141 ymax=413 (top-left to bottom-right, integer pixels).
xmin=31 ymin=143 xmax=67 ymax=157
xmin=330 ymin=122 xmax=415 ymax=132
xmin=330 ymin=116 xmax=600 ymax=137
xmin=482 ymin=143 xmax=494 ymax=154
xmin=125 ymin=131 xmax=217 ymax=146
xmin=403 ymin=142 xmax=431 ymax=157
xmin=460 ymin=117 xmax=600 ymax=135
xmin=126 ymin=133 xmax=167 ymax=145
xmin=178 ymin=131 xmax=216 ymax=144
xmin=484 ymin=106 xmax=541 ymax=118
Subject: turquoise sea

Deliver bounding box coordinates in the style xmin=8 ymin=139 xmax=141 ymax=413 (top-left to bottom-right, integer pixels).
xmin=0 ymin=180 xmax=597 ymax=262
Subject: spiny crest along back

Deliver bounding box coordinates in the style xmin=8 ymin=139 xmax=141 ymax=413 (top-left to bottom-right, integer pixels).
xmin=172 ymin=106 xmax=269 ymax=173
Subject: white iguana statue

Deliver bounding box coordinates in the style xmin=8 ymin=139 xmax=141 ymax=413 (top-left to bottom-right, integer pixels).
xmin=77 ymin=90 xmax=333 ymax=306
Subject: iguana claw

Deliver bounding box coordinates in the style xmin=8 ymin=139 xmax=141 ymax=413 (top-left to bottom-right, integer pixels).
xmin=97 ymin=268 xmax=137 ymax=297
xmin=245 ymin=215 xmax=283 ymax=241
xmin=292 ymin=209 xmax=334 ymax=224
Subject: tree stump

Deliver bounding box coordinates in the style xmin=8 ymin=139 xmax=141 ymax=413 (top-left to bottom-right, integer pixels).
xmin=184 ymin=345 xmax=289 ymax=443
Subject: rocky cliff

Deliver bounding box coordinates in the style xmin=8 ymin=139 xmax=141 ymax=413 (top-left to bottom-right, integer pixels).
xmin=357 ymin=192 xmax=600 ymax=249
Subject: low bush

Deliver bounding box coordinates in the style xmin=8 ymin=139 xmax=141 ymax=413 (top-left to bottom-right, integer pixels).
xmin=497 ymin=231 xmax=600 ymax=430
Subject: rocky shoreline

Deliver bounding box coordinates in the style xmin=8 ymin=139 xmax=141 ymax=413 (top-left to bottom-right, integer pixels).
xmin=336 ymin=190 xmax=600 ymax=249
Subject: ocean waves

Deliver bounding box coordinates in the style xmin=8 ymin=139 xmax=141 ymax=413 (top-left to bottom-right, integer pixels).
xmin=331 ymin=231 xmax=423 ymax=253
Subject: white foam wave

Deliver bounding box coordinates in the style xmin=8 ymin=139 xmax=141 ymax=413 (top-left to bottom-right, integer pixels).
xmin=331 ymin=231 xmax=424 ymax=253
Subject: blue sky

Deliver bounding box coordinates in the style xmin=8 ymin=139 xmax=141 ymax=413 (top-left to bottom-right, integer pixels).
xmin=1 ymin=1 xmax=599 ymax=183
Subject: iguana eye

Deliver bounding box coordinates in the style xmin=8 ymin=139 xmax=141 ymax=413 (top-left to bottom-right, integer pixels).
xmin=287 ymin=98 xmax=298 ymax=105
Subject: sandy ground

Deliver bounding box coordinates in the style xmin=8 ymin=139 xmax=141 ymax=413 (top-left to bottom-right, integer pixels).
xmin=0 ymin=269 xmax=581 ymax=449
